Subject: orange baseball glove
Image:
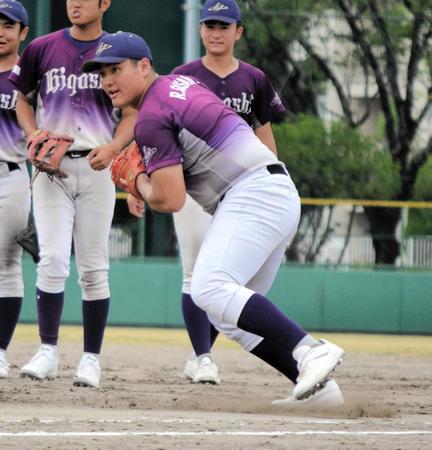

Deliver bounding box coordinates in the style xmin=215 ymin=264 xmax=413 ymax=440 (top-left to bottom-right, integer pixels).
xmin=27 ymin=129 xmax=74 ymax=178
xmin=110 ymin=141 xmax=146 ymax=199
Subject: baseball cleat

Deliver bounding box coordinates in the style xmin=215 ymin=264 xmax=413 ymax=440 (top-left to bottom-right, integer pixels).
xmin=184 ymin=356 xmax=198 ymax=381
xmin=272 ymin=379 xmax=344 ymax=408
xmin=192 ymin=355 xmax=221 ymax=385
xmin=73 ymin=353 xmax=101 ymax=388
xmin=293 ymin=339 xmax=344 ymax=400
xmin=0 ymin=351 xmax=9 ymax=378
xmin=20 ymin=344 xmax=58 ymax=381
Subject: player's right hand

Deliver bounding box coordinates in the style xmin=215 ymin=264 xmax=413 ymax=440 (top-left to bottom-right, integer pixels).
xmin=127 ymin=193 xmax=145 ymax=218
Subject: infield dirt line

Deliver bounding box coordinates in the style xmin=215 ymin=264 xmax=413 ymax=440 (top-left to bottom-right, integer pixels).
xmin=1 ymin=430 xmax=432 ymax=437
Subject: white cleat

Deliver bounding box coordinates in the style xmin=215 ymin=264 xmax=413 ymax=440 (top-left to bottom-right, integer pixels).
xmin=272 ymin=379 xmax=344 ymax=408
xmin=184 ymin=356 xmax=198 ymax=381
xmin=192 ymin=355 xmax=221 ymax=385
xmin=293 ymin=339 xmax=344 ymax=400
xmin=20 ymin=344 xmax=58 ymax=381
xmin=0 ymin=351 xmax=9 ymax=378
xmin=73 ymin=353 xmax=101 ymax=388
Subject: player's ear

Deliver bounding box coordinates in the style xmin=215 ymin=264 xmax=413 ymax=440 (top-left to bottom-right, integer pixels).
xmin=19 ymin=26 xmax=29 ymax=42
xmin=235 ymin=24 xmax=244 ymax=41
xmin=137 ymin=58 xmax=152 ymax=77
xmin=100 ymin=0 xmax=111 ymax=13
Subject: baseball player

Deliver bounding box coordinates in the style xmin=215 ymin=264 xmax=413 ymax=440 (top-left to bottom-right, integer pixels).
xmin=82 ymin=31 xmax=345 ymax=405
xmin=9 ymin=0 xmax=134 ymax=388
xmin=170 ymin=0 xmax=286 ymax=385
xmin=0 ymin=0 xmax=29 ymax=379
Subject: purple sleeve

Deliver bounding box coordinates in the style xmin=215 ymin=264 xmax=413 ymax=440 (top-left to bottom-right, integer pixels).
xmin=9 ymin=43 xmax=40 ymax=95
xmin=135 ymin=117 xmax=183 ymax=175
xmin=253 ymin=71 xmax=286 ymax=126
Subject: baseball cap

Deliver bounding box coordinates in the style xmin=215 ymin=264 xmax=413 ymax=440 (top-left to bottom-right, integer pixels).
xmin=81 ymin=31 xmax=152 ymax=73
xmin=200 ymin=0 xmax=241 ymax=24
xmin=0 ymin=0 xmax=28 ymax=27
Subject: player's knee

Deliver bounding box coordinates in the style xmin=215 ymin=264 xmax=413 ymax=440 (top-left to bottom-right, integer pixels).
xmin=80 ymin=270 xmax=109 ymax=300
xmin=38 ymin=250 xmax=70 ymax=281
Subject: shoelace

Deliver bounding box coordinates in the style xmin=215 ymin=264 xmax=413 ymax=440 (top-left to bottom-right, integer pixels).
xmin=79 ymin=356 xmax=99 ymax=374
xmin=31 ymin=347 xmax=54 ymax=362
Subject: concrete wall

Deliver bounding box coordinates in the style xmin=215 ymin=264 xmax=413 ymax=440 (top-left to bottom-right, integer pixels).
xmin=20 ymin=258 xmax=432 ymax=334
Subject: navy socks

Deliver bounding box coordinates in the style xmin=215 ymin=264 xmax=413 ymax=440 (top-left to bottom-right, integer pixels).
xmin=182 ymin=293 xmax=219 ymax=357
xmin=37 ymin=288 xmax=64 ymax=346
xmin=0 ymin=297 xmax=22 ymax=350
xmin=237 ymin=293 xmax=307 ymax=352
xmin=82 ymin=298 xmax=109 ymax=354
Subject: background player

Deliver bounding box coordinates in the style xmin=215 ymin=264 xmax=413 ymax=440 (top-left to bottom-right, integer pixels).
xmin=9 ymin=0 xmax=134 ymax=388
xmin=83 ymin=31 xmax=345 ymax=406
xmin=0 ymin=0 xmax=29 ymax=379
xmin=170 ymin=0 xmax=286 ymax=384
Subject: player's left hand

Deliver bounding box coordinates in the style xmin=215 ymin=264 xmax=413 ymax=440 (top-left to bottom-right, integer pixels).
xmin=127 ymin=193 xmax=145 ymax=218
xmin=87 ymin=143 xmax=118 ymax=170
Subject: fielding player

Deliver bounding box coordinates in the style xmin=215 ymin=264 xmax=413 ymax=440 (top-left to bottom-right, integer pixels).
xmin=0 ymin=0 xmax=29 ymax=379
xmin=9 ymin=0 xmax=134 ymax=388
xmin=169 ymin=0 xmax=287 ymax=385
xmin=82 ymin=31 xmax=345 ymax=405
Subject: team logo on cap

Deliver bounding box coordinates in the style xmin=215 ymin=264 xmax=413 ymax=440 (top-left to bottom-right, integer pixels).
xmin=0 ymin=2 xmax=13 ymax=9
xmin=96 ymin=42 xmax=112 ymax=56
xmin=208 ymin=2 xmax=229 ymax=12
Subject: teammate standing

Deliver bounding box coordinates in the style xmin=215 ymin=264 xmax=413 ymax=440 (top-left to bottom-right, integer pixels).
xmin=170 ymin=0 xmax=286 ymax=384
xmin=0 ymin=0 xmax=29 ymax=379
xmin=82 ymin=31 xmax=345 ymax=405
xmin=9 ymin=0 xmax=134 ymax=388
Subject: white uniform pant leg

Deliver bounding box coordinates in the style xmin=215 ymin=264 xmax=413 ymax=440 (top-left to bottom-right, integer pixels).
xmin=191 ymin=168 xmax=300 ymax=338
xmin=0 ymin=165 xmax=30 ymax=297
xmin=73 ymin=160 xmax=115 ymax=300
xmin=174 ymin=193 xmax=263 ymax=351
xmin=173 ymin=194 xmax=211 ymax=294
xmin=33 ymin=171 xmax=75 ymax=294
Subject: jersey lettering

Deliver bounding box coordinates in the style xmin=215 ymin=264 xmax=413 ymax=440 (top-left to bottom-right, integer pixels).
xmin=169 ymin=75 xmax=197 ymax=101
xmin=224 ymin=92 xmax=253 ymax=115
xmin=45 ymin=67 xmax=102 ymax=97
xmin=0 ymin=89 xmax=18 ymax=110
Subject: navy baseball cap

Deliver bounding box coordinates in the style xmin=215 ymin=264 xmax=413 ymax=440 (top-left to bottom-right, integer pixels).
xmin=82 ymin=31 xmax=152 ymax=73
xmin=200 ymin=0 xmax=241 ymax=24
xmin=0 ymin=0 xmax=28 ymax=27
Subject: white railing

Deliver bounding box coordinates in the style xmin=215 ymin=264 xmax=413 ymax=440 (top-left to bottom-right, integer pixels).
xmin=108 ymin=227 xmax=432 ymax=268
xmin=295 ymin=235 xmax=432 ymax=268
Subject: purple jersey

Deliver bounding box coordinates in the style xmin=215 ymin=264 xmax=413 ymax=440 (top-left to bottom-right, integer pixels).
xmin=9 ymin=29 xmax=117 ymax=151
xmin=171 ymin=59 xmax=285 ymax=128
xmin=135 ymin=75 xmax=278 ymax=214
xmin=0 ymin=70 xmax=25 ymax=163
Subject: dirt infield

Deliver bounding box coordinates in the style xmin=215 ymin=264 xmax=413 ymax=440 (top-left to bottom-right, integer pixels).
xmin=0 ymin=326 xmax=431 ymax=449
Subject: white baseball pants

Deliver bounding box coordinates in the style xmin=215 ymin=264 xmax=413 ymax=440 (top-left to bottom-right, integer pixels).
xmin=0 ymin=162 xmax=30 ymax=297
xmin=191 ymin=166 xmax=300 ymax=348
xmin=32 ymin=157 xmax=115 ymax=300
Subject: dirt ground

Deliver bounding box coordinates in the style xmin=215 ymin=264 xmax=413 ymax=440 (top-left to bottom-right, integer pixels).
xmin=0 ymin=328 xmax=431 ymax=449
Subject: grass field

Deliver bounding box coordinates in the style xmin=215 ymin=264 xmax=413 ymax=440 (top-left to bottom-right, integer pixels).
xmin=13 ymin=323 xmax=432 ymax=356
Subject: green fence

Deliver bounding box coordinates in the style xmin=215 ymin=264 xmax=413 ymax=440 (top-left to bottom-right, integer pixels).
xmin=20 ymin=258 xmax=432 ymax=334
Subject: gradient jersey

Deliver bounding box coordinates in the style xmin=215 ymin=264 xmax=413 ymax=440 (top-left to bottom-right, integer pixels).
xmin=9 ymin=29 xmax=117 ymax=151
xmin=172 ymin=59 xmax=285 ymax=128
xmin=0 ymin=70 xmax=25 ymax=163
xmin=135 ymin=75 xmax=278 ymax=214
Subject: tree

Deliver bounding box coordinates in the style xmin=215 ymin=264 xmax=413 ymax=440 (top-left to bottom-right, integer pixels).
xmin=274 ymin=115 xmax=399 ymax=262
xmin=238 ymin=0 xmax=432 ymax=264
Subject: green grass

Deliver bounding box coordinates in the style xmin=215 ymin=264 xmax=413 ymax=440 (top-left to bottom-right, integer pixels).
xmin=14 ymin=325 xmax=432 ymax=357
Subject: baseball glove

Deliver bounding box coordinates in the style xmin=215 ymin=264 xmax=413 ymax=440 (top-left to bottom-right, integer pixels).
xmin=110 ymin=141 xmax=146 ymax=199
xmin=16 ymin=219 xmax=40 ymax=264
xmin=27 ymin=130 xmax=74 ymax=178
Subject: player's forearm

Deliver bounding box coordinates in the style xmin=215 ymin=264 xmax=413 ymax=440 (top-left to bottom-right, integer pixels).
xmin=16 ymin=93 xmax=37 ymax=138
xmin=136 ymin=173 xmax=185 ymax=213
xmin=111 ymin=109 xmax=137 ymax=154
xmin=255 ymin=122 xmax=278 ymax=156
